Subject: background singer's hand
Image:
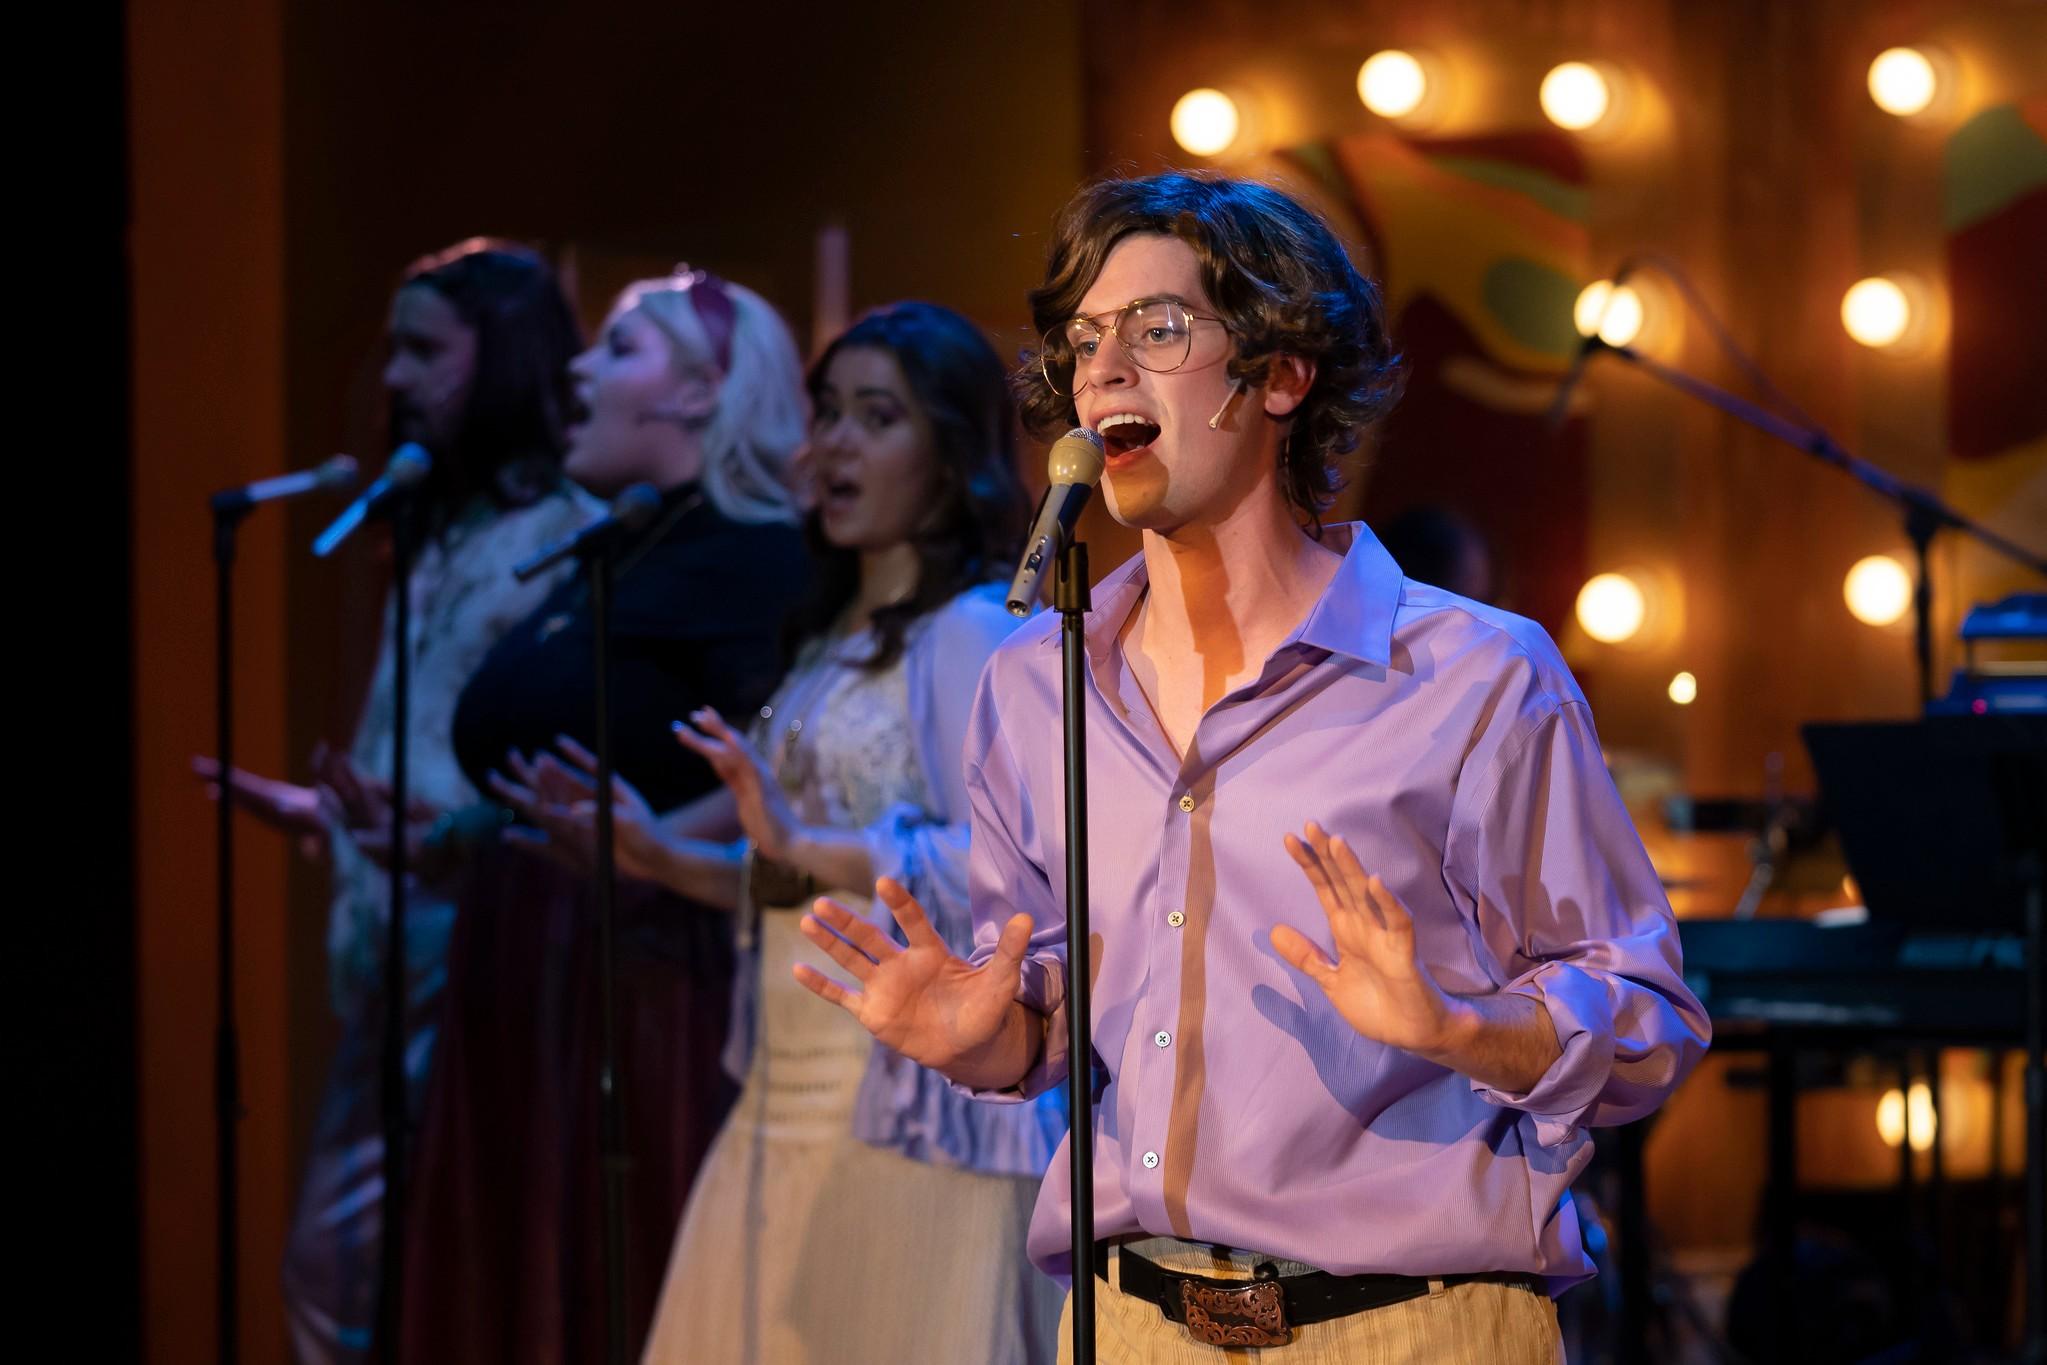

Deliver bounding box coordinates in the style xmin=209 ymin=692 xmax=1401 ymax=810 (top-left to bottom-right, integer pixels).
xmin=193 ymin=755 xmax=334 ymax=861
xmin=793 ymin=877 xmax=1035 ymax=1080
xmin=673 ymin=707 xmax=801 ymax=861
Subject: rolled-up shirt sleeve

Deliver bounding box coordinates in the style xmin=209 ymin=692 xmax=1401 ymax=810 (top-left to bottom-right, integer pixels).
xmin=957 ymin=660 xmax=1071 ymax=1102
xmin=1445 ymin=695 xmax=1710 ymax=1147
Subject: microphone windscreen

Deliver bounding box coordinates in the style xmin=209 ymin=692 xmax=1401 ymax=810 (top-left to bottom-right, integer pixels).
xmin=612 ymin=482 xmax=664 ymax=531
xmin=1049 ymin=426 xmax=1106 ymax=487
xmin=388 ymin=443 xmax=434 ymax=486
xmin=317 ymin=454 xmax=360 ymax=491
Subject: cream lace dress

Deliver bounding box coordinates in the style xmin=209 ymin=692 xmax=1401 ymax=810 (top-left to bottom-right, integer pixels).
xmin=642 ymin=629 xmax=1059 ymax=1365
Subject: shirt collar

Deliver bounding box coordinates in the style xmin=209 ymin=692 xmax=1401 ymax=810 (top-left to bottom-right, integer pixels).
xmin=1046 ymin=520 xmax=1402 ymax=669
xmin=1294 ymin=521 xmax=1401 ymax=667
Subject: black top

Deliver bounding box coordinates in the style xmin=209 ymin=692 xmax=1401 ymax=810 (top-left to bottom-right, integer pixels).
xmin=452 ymin=484 xmax=809 ymax=813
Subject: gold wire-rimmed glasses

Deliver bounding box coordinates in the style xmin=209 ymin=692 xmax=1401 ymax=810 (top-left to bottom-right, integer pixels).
xmin=1039 ymin=298 xmax=1227 ymax=398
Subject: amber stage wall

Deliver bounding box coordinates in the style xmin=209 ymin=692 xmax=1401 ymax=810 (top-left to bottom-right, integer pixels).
xmin=1070 ymin=0 xmax=2043 ymax=796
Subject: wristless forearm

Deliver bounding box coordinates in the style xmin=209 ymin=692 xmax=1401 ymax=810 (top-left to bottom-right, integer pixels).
xmin=784 ymin=824 xmax=876 ymax=900
xmin=942 ymin=999 xmax=1047 ymax=1092
xmin=649 ymin=836 xmax=745 ymax=910
xmin=1418 ymin=990 xmax=1560 ymax=1094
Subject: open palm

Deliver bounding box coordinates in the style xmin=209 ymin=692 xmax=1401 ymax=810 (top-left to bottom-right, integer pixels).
xmin=1271 ymin=822 xmax=1456 ymax=1054
xmin=675 ymin=706 xmax=800 ymax=861
xmin=793 ymin=877 xmax=1033 ymax=1075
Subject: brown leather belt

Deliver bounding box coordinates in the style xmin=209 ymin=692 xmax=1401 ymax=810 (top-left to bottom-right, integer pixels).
xmin=1095 ymin=1241 xmax=1542 ymax=1348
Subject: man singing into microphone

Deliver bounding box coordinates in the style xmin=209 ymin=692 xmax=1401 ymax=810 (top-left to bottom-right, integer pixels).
xmin=204 ymin=239 xmax=597 ymax=1364
xmin=794 ymin=172 xmax=1708 ymax=1359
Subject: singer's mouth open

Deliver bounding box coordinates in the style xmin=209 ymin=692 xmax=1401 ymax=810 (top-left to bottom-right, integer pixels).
xmin=1099 ymin=414 xmax=1161 ymax=458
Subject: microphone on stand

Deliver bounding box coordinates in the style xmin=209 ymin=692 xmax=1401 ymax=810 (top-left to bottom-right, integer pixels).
xmin=311 ymin=443 xmax=432 ymax=557
xmin=205 ymin=449 xmax=359 ymax=1365
xmin=513 ymin=482 xmax=664 ymax=583
xmin=1545 ymin=259 xmax=1640 ymax=431
xmin=1007 ymin=427 xmax=1107 ymax=617
xmin=210 ymin=454 xmax=359 ymax=517
xmin=1544 ymin=334 xmax=1608 ymax=432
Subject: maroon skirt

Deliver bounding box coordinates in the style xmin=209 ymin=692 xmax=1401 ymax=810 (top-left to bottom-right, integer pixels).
xmin=398 ymin=845 xmax=737 ymax=1364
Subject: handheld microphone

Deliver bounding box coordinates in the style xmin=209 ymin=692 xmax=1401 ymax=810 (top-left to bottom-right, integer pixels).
xmin=311 ymin=444 xmax=433 ymax=557
xmin=1544 ymin=259 xmax=1640 ymax=432
xmin=210 ymin=455 xmax=359 ymax=517
xmin=512 ymin=482 xmax=664 ymax=583
xmin=1007 ymin=427 xmax=1107 ymax=616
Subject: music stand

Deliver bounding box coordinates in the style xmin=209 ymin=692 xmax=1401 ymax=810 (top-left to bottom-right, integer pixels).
xmin=1804 ymin=716 xmax=2047 ymax=1357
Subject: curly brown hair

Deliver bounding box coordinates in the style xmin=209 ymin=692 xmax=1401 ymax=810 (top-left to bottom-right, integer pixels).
xmin=1017 ymin=172 xmax=1403 ymax=524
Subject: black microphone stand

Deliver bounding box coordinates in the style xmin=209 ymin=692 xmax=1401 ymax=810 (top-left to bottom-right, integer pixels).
xmin=208 ymin=489 xmax=253 ymax=1365
xmin=1588 ymin=338 xmax=2047 ymax=703
xmin=588 ymin=529 xmax=631 ymax=1365
xmin=513 ymin=507 xmax=644 ymax=1365
xmin=1056 ymin=536 xmax=1098 ymax=1365
xmin=375 ymin=498 xmax=420 ymax=1362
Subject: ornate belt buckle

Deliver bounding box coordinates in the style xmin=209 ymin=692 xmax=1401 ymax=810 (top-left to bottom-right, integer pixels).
xmin=1179 ymin=1266 xmax=1289 ymax=1348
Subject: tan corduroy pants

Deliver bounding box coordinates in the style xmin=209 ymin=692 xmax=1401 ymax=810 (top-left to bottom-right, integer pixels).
xmin=1056 ymin=1238 xmax=1564 ymax=1364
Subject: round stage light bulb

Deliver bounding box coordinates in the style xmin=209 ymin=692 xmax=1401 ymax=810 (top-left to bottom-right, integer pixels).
xmin=1171 ymin=88 xmax=1240 ymax=156
xmin=1576 ymin=573 xmax=1646 ymax=645
xmin=1574 ymin=280 xmax=1645 ymax=347
xmin=1844 ymin=554 xmax=1911 ymax=626
xmin=1841 ymin=276 xmax=1913 ymax=348
xmin=1541 ymin=62 xmax=1611 ymax=131
xmin=1876 ymin=1087 xmax=1902 ymax=1145
xmin=1868 ymin=47 xmax=1939 ymax=117
xmin=1667 ymin=671 xmax=1698 ymax=706
xmin=1877 ymin=1083 xmax=1937 ymax=1152
xmin=1358 ymin=50 xmax=1428 ymax=119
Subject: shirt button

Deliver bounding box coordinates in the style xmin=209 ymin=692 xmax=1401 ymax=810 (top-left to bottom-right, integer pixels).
xmin=1166 ymin=910 xmax=1185 ymax=928
xmin=1154 ymin=1030 xmax=1171 ymax=1048
xmin=1178 ymin=793 xmax=1196 ymax=813
xmin=1142 ymin=1151 xmax=1160 ymax=1169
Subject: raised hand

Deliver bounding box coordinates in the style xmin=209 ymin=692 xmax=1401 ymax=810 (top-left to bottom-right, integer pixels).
xmin=490 ymin=760 xmax=589 ymax=873
xmin=512 ymin=794 xmax=679 ymax=886
xmin=488 ymin=743 xmax=603 ymax=831
xmin=193 ymin=756 xmax=330 ymax=842
xmin=794 ymin=877 xmax=1039 ymax=1085
xmin=310 ymin=744 xmax=385 ymax=832
xmin=1271 ymin=822 xmax=1459 ymax=1055
xmin=674 ymin=706 xmax=802 ymax=861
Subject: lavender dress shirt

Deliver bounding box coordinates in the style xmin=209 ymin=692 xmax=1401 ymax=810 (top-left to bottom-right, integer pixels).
xmin=961 ymin=522 xmax=1709 ymax=1287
